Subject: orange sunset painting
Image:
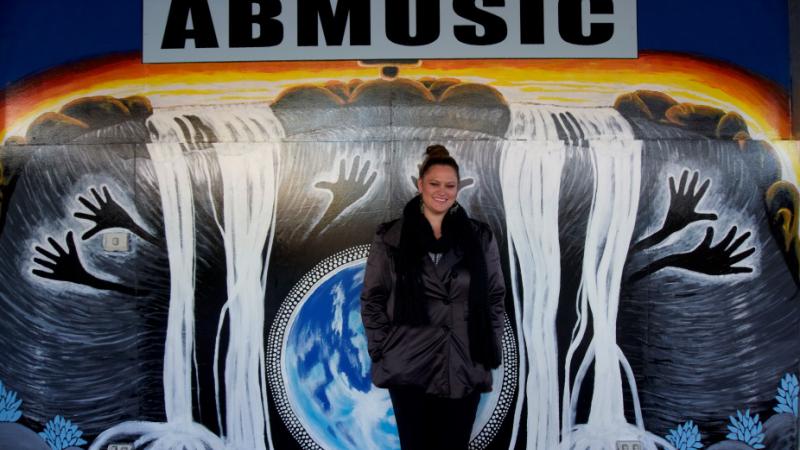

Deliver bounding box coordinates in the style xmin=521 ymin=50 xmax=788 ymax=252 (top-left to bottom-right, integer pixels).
xmin=1 ymin=51 xmax=791 ymax=140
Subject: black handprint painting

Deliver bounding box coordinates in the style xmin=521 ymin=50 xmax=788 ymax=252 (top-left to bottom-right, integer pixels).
xmin=631 ymin=226 xmax=755 ymax=281
xmin=74 ymin=186 xmax=158 ymax=245
xmin=634 ymin=170 xmax=717 ymax=251
xmin=32 ymin=231 xmax=138 ymax=295
xmin=310 ymin=155 xmax=377 ymax=237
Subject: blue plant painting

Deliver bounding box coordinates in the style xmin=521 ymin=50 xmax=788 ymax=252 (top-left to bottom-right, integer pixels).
xmin=0 ymin=380 xmax=22 ymax=422
xmin=773 ymin=372 xmax=799 ymax=416
xmin=726 ymin=409 xmax=765 ymax=449
xmin=666 ymin=420 xmax=703 ymax=450
xmin=38 ymin=415 xmax=87 ymax=450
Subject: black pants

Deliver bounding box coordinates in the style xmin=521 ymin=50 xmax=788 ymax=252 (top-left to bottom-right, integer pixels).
xmin=389 ymin=387 xmax=481 ymax=450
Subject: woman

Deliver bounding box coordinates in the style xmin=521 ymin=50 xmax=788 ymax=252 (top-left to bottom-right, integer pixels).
xmin=360 ymin=144 xmax=506 ymax=450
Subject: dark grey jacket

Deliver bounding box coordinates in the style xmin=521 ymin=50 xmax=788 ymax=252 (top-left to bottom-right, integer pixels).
xmin=360 ymin=218 xmax=506 ymax=398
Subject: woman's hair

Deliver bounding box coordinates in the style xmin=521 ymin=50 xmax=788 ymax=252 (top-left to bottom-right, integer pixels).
xmin=419 ymin=144 xmax=460 ymax=180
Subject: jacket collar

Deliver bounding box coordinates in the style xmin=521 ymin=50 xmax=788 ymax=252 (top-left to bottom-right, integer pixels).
xmin=382 ymin=218 xmax=403 ymax=248
xmin=382 ymin=218 xmax=465 ymax=262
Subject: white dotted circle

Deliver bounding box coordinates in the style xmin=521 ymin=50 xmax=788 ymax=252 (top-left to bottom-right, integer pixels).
xmin=266 ymin=245 xmax=518 ymax=450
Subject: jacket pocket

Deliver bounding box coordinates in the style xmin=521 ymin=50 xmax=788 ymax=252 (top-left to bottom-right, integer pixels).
xmin=380 ymin=325 xmax=401 ymax=354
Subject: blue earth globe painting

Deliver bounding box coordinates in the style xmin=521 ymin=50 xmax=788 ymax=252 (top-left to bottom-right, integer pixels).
xmin=281 ymin=258 xmax=503 ymax=450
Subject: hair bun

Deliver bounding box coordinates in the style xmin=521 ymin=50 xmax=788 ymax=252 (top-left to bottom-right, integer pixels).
xmin=418 ymin=144 xmax=459 ymax=180
xmin=425 ymin=144 xmax=450 ymax=158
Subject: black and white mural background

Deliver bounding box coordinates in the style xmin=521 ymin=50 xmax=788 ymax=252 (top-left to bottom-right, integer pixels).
xmin=0 ymin=56 xmax=799 ymax=450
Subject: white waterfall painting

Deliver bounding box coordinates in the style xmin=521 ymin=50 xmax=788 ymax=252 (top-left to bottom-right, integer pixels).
xmin=89 ymin=106 xmax=282 ymax=450
xmin=502 ymin=105 xmax=566 ymax=450
xmin=503 ymin=105 xmax=675 ymax=450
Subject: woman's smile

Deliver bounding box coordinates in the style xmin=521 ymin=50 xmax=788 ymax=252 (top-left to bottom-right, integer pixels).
xmin=418 ymin=164 xmax=459 ymax=215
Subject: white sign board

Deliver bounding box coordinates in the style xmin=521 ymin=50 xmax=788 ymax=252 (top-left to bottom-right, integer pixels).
xmin=143 ymin=0 xmax=637 ymax=63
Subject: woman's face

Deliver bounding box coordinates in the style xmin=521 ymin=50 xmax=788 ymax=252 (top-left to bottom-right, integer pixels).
xmin=417 ymin=164 xmax=459 ymax=215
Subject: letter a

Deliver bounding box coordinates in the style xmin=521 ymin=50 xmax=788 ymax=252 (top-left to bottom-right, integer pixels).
xmin=161 ymin=0 xmax=220 ymax=49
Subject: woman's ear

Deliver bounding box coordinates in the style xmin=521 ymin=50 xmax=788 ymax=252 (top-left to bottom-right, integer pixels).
xmin=766 ymin=180 xmax=800 ymax=284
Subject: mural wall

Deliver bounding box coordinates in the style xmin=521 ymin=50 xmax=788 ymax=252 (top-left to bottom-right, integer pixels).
xmin=1 ymin=6 xmax=799 ymax=450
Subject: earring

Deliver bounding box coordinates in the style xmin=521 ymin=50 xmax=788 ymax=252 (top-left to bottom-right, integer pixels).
xmin=449 ymin=202 xmax=459 ymax=215
xmin=420 ymin=199 xmax=425 ymax=214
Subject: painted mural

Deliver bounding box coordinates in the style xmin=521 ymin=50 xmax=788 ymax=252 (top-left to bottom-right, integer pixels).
xmin=1 ymin=34 xmax=799 ymax=450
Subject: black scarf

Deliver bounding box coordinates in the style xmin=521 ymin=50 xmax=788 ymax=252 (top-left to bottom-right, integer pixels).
xmin=393 ymin=195 xmax=501 ymax=368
